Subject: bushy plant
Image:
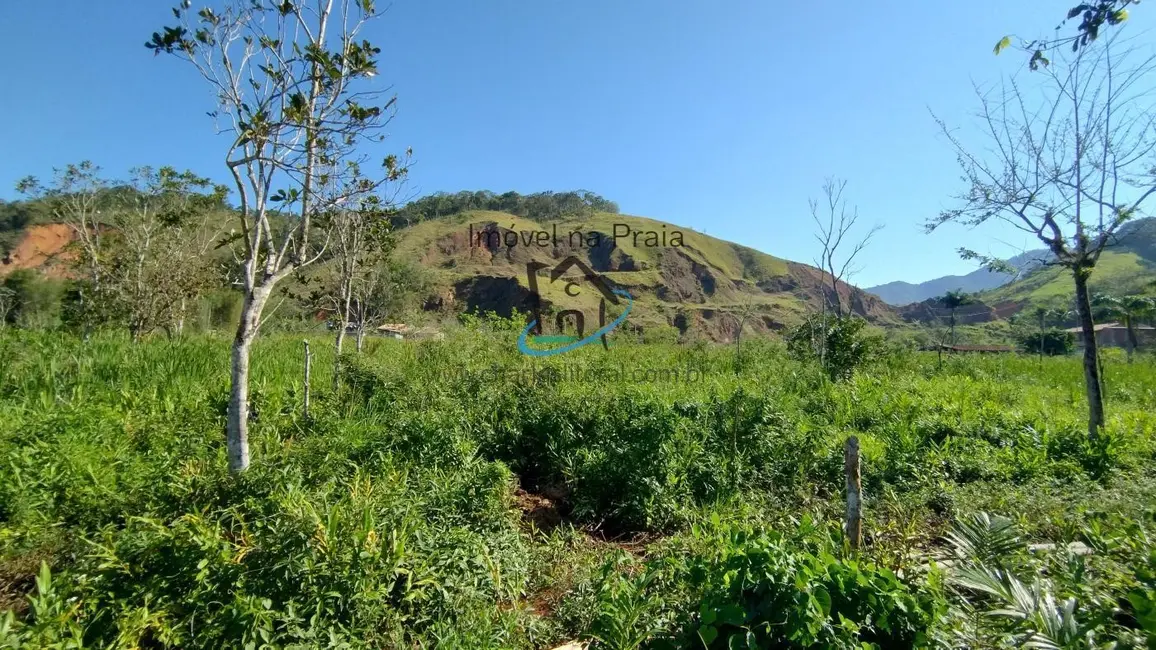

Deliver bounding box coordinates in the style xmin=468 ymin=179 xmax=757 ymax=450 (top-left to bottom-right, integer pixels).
xmin=1016 ymin=328 xmax=1076 ymax=356
xmin=786 ymin=314 xmax=879 ymax=381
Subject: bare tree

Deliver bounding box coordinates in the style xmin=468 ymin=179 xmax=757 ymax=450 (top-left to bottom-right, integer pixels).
xmin=350 ymin=258 xmax=429 ymax=351
xmin=328 ymin=173 xmax=410 ymax=383
xmin=930 ymin=34 xmax=1156 ymax=439
xmin=810 ymin=178 xmax=882 ymax=318
xmin=147 ymin=0 xmax=408 ymax=472
xmin=108 ymin=167 xmax=228 ymax=341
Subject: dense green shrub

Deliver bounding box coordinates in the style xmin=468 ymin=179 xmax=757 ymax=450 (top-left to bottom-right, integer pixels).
xmin=786 ymin=314 xmax=880 ymax=381
xmin=1016 ymin=328 xmax=1076 ymax=355
xmin=680 ymin=527 xmax=940 ymax=648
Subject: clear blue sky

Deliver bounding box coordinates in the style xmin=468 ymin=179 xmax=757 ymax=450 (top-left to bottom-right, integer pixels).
xmin=1 ymin=1 xmax=1145 ymax=286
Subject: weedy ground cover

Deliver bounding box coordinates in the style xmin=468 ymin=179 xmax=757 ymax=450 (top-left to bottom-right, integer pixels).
xmin=1 ymin=324 xmax=1154 ymax=648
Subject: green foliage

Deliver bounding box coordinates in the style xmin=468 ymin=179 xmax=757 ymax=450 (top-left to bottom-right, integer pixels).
xmin=677 ymin=524 xmax=940 ymax=649
xmin=1017 ymin=329 xmax=1076 ymax=356
xmin=0 ymin=270 xmax=64 ymax=329
xmin=393 ymin=189 xmax=619 ymax=228
xmin=942 ymin=510 xmax=1154 ymax=648
xmin=1 ymin=330 xmax=1155 ymax=646
xmin=995 ymin=1 xmax=1136 ymax=69
xmin=786 ymin=314 xmax=878 ymax=381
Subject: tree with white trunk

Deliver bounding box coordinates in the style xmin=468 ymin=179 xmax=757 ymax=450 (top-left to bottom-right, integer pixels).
xmin=147 ymin=0 xmax=408 ymax=472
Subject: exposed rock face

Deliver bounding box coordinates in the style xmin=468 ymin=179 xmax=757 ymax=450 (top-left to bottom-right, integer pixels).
xmin=656 ymin=250 xmax=719 ymax=303
xmin=0 ymin=224 xmax=76 ymax=278
xmin=783 ymin=262 xmax=893 ymax=321
xmin=453 ymin=276 xmax=536 ymax=318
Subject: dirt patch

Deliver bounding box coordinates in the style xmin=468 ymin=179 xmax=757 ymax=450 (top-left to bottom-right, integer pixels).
xmin=657 ymin=249 xmax=720 ymax=302
xmin=514 ymin=487 xmax=565 ymax=533
xmin=0 ymin=223 xmax=76 ymax=278
xmin=0 ymin=547 xmax=58 ymax=615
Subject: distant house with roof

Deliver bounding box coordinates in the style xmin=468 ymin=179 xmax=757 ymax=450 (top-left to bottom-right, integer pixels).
xmin=376 ymin=323 xmax=445 ymax=341
xmin=1064 ymin=322 xmax=1156 ymax=349
xmin=921 ymin=343 xmax=1015 ymax=354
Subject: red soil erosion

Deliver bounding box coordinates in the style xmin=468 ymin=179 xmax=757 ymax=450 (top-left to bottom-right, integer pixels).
xmin=0 ymin=224 xmax=77 ymax=278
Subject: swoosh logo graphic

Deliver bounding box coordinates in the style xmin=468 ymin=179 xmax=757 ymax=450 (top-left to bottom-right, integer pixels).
xmin=517 ymin=289 xmax=633 ymax=357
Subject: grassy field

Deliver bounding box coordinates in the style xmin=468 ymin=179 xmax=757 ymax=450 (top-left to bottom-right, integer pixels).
xmin=1 ymin=325 xmax=1155 ymax=648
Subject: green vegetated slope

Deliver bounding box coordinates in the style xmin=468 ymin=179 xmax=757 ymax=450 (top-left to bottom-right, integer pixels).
xmin=393 ymin=209 xmax=897 ymax=338
xmin=977 ymin=218 xmax=1156 ymax=311
xmin=981 ymin=250 xmax=1155 ymax=307
xmin=3 ymin=330 xmax=1156 ymax=647
xmin=1 ymin=199 xmax=898 ymax=339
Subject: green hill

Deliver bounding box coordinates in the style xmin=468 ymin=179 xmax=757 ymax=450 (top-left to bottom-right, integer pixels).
xmin=391 ymin=208 xmax=897 ymax=340
xmin=2 ymin=191 xmax=899 ymax=340
xmin=976 ymin=218 xmax=1156 ymax=312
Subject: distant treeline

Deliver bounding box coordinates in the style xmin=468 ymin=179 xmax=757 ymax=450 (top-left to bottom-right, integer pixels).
xmin=392 ymin=190 xmax=618 ymax=228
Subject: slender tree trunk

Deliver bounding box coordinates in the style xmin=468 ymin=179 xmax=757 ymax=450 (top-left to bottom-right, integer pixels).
xmin=1039 ymin=313 xmax=1045 ymax=363
xmin=1125 ymin=316 xmax=1136 ymax=364
xmin=333 ymin=267 xmax=354 ymax=389
xmin=734 ymin=315 xmax=743 ymax=372
xmin=303 ymin=339 xmax=311 ymax=420
xmin=1073 ymin=272 xmax=1105 ymax=440
xmin=844 ymin=436 xmax=862 ymax=550
xmin=950 ymin=311 xmax=956 ymax=346
xmin=334 ymin=323 xmax=347 ymax=390
xmin=227 ymin=285 xmax=271 ymax=473
xmin=356 ymin=326 xmax=365 ymax=353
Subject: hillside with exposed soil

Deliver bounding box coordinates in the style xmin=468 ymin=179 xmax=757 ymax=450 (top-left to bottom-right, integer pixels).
xmin=1 ymin=208 xmax=900 ymax=340
xmin=393 ymin=210 xmax=898 ymax=340
xmin=0 ymin=223 xmax=76 ymax=278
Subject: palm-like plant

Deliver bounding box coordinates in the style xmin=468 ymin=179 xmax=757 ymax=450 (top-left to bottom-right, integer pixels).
xmin=945 ymin=512 xmax=1095 ymax=649
xmin=1092 ymin=293 xmax=1156 ymax=363
xmin=939 ymin=290 xmax=975 ymax=346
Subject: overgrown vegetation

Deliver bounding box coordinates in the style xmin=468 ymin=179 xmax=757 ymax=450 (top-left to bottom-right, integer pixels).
xmin=392 ymin=190 xmax=620 ymax=228
xmin=1 ymin=326 xmax=1154 ymax=647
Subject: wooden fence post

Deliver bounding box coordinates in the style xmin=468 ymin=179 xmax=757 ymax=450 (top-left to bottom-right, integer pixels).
xmin=845 ymin=435 xmax=862 ymax=550
xmin=303 ymin=340 xmax=311 ymax=420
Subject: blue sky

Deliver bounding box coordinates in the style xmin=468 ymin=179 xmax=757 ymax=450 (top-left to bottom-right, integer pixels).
xmin=0 ymin=1 xmax=1146 ymax=286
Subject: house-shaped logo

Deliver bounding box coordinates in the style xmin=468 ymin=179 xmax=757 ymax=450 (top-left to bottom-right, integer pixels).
xmin=518 ymin=256 xmax=633 ymax=356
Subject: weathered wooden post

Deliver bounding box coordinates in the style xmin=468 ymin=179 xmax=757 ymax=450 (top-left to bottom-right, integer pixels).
xmin=303 ymin=340 xmax=312 ymax=420
xmin=844 ymin=435 xmax=862 ymax=550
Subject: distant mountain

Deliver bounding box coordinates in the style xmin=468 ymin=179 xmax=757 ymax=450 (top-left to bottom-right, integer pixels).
xmin=895 ymin=217 xmax=1156 ymax=324
xmin=865 ymin=250 xmax=1049 ymax=306
xmin=0 ymin=200 xmax=900 ymax=341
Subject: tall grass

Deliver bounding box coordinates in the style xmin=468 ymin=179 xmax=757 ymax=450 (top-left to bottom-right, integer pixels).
xmin=1 ymin=326 xmax=1154 ymax=647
